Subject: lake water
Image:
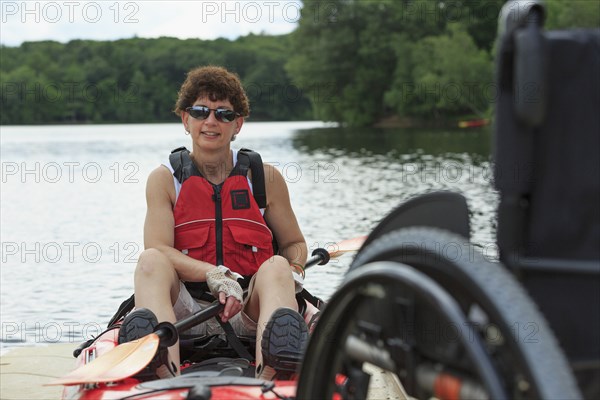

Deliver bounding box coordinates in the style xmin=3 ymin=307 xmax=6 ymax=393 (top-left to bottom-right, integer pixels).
xmin=0 ymin=121 xmax=497 ymax=353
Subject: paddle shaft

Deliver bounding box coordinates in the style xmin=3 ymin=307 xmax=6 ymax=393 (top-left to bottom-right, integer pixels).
xmin=154 ymin=248 xmax=333 ymax=344
xmin=138 ymin=241 xmax=363 ymax=343
xmin=153 ymin=250 xmax=328 ymax=345
xmin=155 ymin=249 xmax=329 ymax=341
xmin=174 ymin=301 xmax=223 ymax=333
xmin=153 ymin=301 xmax=224 ymax=346
xmin=305 ymin=236 xmax=366 ymax=268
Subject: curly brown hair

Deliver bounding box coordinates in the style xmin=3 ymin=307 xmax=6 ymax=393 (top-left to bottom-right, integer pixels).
xmin=174 ymin=66 xmax=250 ymax=117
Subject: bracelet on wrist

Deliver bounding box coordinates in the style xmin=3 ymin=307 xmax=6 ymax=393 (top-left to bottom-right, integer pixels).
xmin=290 ymin=262 xmax=305 ymax=278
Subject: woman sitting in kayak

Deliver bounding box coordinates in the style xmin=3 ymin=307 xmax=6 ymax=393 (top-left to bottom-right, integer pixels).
xmin=121 ymin=65 xmax=310 ymax=380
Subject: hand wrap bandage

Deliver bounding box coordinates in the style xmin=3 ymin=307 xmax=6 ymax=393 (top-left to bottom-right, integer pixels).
xmin=206 ymin=265 xmax=243 ymax=302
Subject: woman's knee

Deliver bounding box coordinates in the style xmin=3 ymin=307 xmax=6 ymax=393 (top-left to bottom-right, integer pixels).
xmin=135 ymin=248 xmax=175 ymax=280
xmin=134 ymin=249 xmax=180 ymax=304
xmin=257 ymin=255 xmax=293 ymax=281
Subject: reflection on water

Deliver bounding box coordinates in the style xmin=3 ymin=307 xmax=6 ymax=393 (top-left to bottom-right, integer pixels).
xmin=293 ymin=126 xmax=492 ymax=164
xmin=291 ymin=125 xmax=497 ymax=251
xmin=0 ymin=122 xmax=497 ymax=351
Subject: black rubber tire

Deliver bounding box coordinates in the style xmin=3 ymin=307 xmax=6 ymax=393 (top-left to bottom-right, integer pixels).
xmin=298 ymin=227 xmax=581 ymax=400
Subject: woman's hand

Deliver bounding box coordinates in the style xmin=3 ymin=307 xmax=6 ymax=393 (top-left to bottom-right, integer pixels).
xmin=218 ymin=292 xmax=243 ymax=323
xmin=206 ymin=265 xmax=244 ymax=322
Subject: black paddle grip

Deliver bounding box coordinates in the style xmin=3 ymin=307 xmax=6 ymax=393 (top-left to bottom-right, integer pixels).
xmin=154 ymin=321 xmax=178 ymax=348
xmin=305 ymin=248 xmax=330 ymax=269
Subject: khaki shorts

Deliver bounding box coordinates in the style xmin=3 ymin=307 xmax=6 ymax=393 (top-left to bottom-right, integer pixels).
xmin=173 ymin=279 xmax=257 ymax=337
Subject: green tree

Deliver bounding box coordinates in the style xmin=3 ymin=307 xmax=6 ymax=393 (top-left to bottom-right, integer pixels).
xmin=287 ymin=0 xmax=362 ymax=123
xmin=545 ymin=0 xmax=600 ymax=29
xmin=386 ymin=24 xmax=492 ymax=120
xmin=288 ymin=0 xmax=401 ymax=126
xmin=1 ymin=66 xmax=37 ymax=124
xmin=287 ymin=0 xmax=501 ymax=126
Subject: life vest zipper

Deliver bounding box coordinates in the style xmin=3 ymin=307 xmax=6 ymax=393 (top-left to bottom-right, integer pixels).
xmin=213 ymin=184 xmax=223 ymax=265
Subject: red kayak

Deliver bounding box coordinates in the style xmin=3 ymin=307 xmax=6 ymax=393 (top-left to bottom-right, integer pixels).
xmin=57 ymin=314 xmax=298 ymax=400
xmin=457 ymin=118 xmax=490 ymax=128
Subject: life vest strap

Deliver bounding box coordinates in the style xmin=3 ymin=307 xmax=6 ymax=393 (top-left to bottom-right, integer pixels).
xmin=169 ymin=147 xmax=266 ymax=209
xmin=237 ymin=148 xmax=267 ymax=209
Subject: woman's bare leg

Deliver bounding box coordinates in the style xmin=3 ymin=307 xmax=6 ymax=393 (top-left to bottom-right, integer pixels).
xmin=244 ymin=256 xmax=298 ymax=374
xmin=133 ymin=248 xmax=181 ymax=372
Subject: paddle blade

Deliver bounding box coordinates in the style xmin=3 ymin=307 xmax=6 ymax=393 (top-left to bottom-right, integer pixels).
xmin=327 ymin=235 xmax=366 ymax=258
xmin=47 ymin=333 xmax=159 ymax=386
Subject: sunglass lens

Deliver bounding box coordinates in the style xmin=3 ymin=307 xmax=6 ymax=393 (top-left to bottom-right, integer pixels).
xmin=216 ymin=109 xmax=236 ymax=122
xmin=187 ymin=106 xmax=237 ymax=122
xmin=189 ymin=107 xmax=210 ymax=120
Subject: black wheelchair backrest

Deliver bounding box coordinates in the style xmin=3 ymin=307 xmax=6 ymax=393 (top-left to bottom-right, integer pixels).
xmin=494 ymin=1 xmax=600 ymax=395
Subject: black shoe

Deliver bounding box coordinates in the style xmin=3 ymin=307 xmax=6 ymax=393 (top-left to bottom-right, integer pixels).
xmin=118 ymin=308 xmax=175 ymax=379
xmin=118 ymin=308 xmax=159 ymax=344
xmin=261 ymin=308 xmax=309 ymax=376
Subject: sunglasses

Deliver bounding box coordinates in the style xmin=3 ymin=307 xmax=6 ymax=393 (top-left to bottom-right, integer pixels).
xmin=186 ymin=106 xmax=240 ymax=123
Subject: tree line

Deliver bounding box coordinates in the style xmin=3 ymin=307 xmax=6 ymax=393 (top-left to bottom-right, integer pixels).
xmin=286 ymin=0 xmax=598 ymax=126
xmin=1 ymin=0 xmax=597 ymax=126
xmin=0 ymin=34 xmax=312 ymax=124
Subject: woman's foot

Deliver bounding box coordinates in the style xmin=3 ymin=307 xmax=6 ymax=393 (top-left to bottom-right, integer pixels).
xmin=259 ymin=308 xmax=309 ymax=379
xmin=118 ymin=308 xmax=177 ymax=379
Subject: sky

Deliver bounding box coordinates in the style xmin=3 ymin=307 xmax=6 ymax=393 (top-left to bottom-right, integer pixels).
xmin=0 ymin=0 xmax=303 ymax=46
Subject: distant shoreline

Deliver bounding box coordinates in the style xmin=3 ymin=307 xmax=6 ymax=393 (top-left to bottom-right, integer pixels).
xmin=1 ymin=116 xmax=491 ymax=129
xmin=374 ymin=115 xmax=491 ymax=129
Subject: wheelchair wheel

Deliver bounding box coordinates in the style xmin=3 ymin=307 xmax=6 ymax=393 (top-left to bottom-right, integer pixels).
xmin=297 ymin=228 xmax=581 ymax=400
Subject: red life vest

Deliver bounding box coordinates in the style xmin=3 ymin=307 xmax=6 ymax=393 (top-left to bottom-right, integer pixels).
xmin=169 ymin=148 xmax=274 ymax=282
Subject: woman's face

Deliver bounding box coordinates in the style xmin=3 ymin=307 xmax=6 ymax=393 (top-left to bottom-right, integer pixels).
xmin=181 ymin=96 xmax=243 ymax=149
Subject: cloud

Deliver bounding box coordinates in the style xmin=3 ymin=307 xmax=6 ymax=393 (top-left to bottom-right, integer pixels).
xmin=0 ymin=0 xmax=302 ymax=46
